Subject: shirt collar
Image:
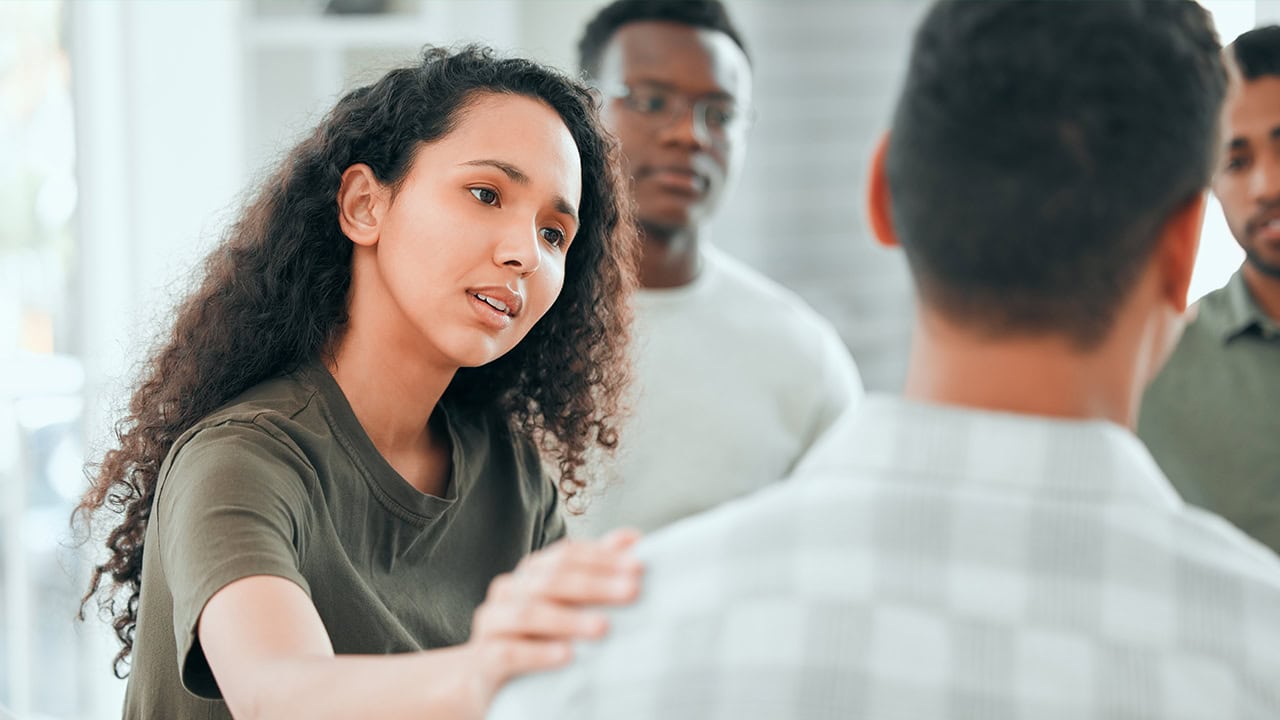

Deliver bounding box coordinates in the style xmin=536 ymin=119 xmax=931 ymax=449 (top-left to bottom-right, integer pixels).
xmin=1219 ymin=270 xmax=1280 ymax=343
xmin=799 ymin=394 xmax=1181 ymax=510
xmin=632 ymin=245 xmax=718 ymax=308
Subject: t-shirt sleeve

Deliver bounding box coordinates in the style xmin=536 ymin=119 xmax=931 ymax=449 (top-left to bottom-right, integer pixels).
xmin=804 ymin=322 xmax=865 ymax=451
xmin=153 ymin=420 xmax=314 ymax=699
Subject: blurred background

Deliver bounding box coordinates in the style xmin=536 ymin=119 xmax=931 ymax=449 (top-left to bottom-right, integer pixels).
xmin=0 ymin=0 xmax=1269 ymax=717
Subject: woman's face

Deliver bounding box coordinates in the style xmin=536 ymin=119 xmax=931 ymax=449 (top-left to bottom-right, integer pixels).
xmin=347 ymin=93 xmax=583 ymax=371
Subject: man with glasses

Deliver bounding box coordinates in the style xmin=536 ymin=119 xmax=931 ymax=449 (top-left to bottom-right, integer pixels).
xmin=567 ymin=0 xmax=863 ymax=536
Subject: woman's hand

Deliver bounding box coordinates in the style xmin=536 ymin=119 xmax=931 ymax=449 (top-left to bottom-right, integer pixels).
xmin=199 ymin=531 xmax=642 ymax=720
xmin=461 ymin=528 xmax=644 ymax=707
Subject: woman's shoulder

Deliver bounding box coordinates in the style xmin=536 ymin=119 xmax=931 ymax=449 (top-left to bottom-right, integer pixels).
xmin=165 ymin=369 xmax=328 ymax=482
xmin=204 ymin=366 xmax=322 ymax=424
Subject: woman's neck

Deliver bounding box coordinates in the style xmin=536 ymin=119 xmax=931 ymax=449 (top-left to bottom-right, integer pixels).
xmin=325 ymin=322 xmax=457 ymax=496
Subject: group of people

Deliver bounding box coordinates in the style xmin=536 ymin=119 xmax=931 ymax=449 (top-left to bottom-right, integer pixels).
xmin=73 ymin=0 xmax=1280 ymax=718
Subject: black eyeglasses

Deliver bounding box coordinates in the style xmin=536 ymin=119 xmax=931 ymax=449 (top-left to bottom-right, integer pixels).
xmin=602 ymin=82 xmax=752 ymax=145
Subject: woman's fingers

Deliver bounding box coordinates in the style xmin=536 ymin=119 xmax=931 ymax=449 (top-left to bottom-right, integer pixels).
xmin=464 ymin=534 xmax=645 ymax=706
xmin=598 ymin=527 xmax=642 ymax=551
xmin=468 ymin=638 xmax=574 ymax=699
xmin=473 ymin=595 xmax=609 ymax=640
xmin=508 ymin=536 xmax=643 ymax=605
xmin=471 ymin=533 xmax=644 ymax=651
xmin=515 ymin=536 xmax=640 ymax=577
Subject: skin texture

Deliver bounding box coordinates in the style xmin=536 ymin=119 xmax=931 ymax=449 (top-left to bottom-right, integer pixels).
xmin=596 ymin=20 xmax=752 ymax=288
xmin=1212 ymin=70 xmax=1280 ymax=322
xmin=196 ymin=94 xmax=643 ymax=720
xmin=867 ymin=134 xmax=1204 ymax=429
xmin=200 ymin=531 xmax=642 ymax=720
xmin=331 ymin=93 xmax=581 ymax=496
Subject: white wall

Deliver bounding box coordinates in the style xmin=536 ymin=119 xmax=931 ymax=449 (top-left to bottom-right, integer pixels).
xmin=713 ymin=0 xmax=923 ymax=391
xmin=73 ymin=0 xmax=245 ymax=438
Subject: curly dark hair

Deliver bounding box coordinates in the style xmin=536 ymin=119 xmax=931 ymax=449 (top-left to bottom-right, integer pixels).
xmin=75 ymin=45 xmax=638 ymax=677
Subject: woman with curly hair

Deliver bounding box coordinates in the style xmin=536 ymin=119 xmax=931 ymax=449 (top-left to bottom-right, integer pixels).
xmin=75 ymin=45 xmax=640 ymax=719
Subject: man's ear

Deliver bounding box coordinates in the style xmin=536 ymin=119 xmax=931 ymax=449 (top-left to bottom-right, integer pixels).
xmin=1156 ymin=191 xmax=1207 ymax=314
xmin=337 ymin=164 xmax=388 ymax=247
xmin=867 ymin=133 xmax=899 ymax=248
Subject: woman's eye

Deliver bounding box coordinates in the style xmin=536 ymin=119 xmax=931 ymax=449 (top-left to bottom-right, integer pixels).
xmin=470 ymin=187 xmax=499 ymax=205
xmin=540 ymin=227 xmax=566 ymax=247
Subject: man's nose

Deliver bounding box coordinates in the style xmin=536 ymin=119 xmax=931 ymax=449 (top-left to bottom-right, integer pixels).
xmin=1251 ymin=153 xmax=1280 ymax=204
xmin=658 ymin=101 xmax=712 ymax=149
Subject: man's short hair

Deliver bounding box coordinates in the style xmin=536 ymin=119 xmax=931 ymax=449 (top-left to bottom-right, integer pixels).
xmin=1230 ymin=25 xmax=1280 ymax=80
xmin=886 ymin=0 xmax=1226 ymax=348
xmin=577 ymin=0 xmax=750 ymax=81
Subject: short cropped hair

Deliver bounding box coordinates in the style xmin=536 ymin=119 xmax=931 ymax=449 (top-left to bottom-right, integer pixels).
xmin=578 ymin=0 xmax=750 ymax=80
xmin=1229 ymin=25 xmax=1280 ymax=80
xmin=887 ymin=0 xmax=1226 ymax=348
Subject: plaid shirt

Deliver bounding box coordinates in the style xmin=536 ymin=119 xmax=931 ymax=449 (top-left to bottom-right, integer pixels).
xmin=491 ymin=396 xmax=1280 ymax=720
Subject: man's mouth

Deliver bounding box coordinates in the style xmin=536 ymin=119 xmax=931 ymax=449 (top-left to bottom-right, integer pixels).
xmin=1249 ymin=215 xmax=1280 ymax=242
xmin=644 ymin=167 xmax=708 ymax=195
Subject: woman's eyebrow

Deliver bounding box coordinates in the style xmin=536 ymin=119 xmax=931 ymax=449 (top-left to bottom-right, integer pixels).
xmin=463 ymin=158 xmax=529 ymax=184
xmin=554 ymin=197 xmax=579 ymax=226
xmin=463 ymin=158 xmax=578 ymax=224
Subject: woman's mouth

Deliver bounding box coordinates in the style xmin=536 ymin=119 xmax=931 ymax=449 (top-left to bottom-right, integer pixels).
xmin=473 ymin=292 xmax=511 ymax=315
xmin=467 ymin=288 xmax=522 ymax=330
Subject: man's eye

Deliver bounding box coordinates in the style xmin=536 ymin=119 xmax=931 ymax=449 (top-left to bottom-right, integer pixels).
xmin=540 ymin=227 xmax=566 ymax=247
xmin=704 ymin=104 xmax=736 ymax=129
xmin=633 ymin=92 xmax=668 ymax=113
xmin=470 ymin=187 xmax=499 ymax=205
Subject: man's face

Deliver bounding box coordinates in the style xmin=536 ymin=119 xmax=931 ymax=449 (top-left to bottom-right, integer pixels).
xmin=595 ymin=21 xmax=752 ymax=235
xmin=1214 ymin=73 xmax=1280 ymax=278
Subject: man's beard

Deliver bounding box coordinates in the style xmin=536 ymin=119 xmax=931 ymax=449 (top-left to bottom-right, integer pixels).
xmin=638 ymin=219 xmax=687 ymax=244
xmin=1244 ymin=247 xmax=1280 ymax=279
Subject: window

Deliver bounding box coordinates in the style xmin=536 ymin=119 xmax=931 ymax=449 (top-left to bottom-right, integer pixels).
xmin=0 ymin=1 xmax=98 ymax=718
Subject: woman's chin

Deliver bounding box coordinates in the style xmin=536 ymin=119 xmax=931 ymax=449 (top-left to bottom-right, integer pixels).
xmin=450 ymin=342 xmax=519 ymax=370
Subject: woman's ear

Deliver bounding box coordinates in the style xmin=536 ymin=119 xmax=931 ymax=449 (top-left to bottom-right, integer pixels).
xmin=868 ymin=133 xmax=900 ymax=249
xmin=337 ymin=164 xmax=388 ymax=247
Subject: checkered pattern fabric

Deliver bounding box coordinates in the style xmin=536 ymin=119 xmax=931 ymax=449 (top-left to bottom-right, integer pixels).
xmin=490 ymin=395 xmax=1280 ymax=720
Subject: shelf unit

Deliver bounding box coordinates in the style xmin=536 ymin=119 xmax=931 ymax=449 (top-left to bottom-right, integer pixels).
xmin=236 ymin=0 xmax=536 ymax=177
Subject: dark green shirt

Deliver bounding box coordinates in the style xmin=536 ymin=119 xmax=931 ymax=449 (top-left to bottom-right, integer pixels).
xmin=123 ymin=361 xmax=565 ymax=719
xmin=1139 ymin=270 xmax=1280 ymax=555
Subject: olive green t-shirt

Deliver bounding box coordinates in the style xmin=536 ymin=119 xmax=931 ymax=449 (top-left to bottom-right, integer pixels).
xmin=122 ymin=361 xmax=565 ymax=719
xmin=1139 ymin=270 xmax=1280 ymax=555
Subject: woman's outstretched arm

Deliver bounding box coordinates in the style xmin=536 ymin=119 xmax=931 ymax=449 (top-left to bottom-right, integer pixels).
xmin=199 ymin=530 xmax=642 ymax=720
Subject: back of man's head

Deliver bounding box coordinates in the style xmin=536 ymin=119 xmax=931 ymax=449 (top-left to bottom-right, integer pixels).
xmin=577 ymin=0 xmax=750 ymax=80
xmin=1229 ymin=24 xmax=1280 ymax=78
xmin=886 ymin=0 xmax=1225 ymax=349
